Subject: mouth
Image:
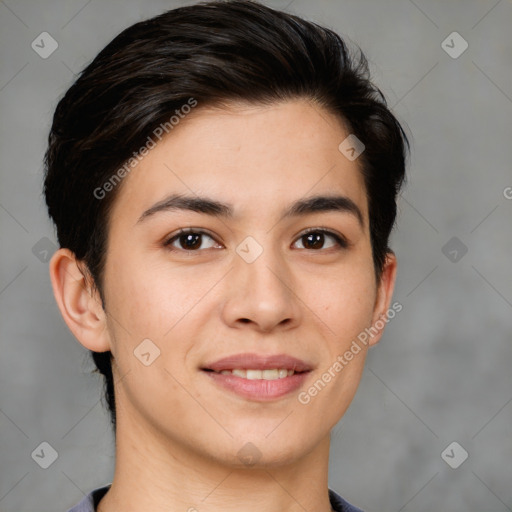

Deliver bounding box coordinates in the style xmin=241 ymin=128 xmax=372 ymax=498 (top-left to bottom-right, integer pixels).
xmin=200 ymin=353 xmax=312 ymax=401
xmin=202 ymin=368 xmax=299 ymax=380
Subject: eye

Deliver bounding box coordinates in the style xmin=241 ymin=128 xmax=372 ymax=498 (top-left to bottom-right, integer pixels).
xmin=164 ymin=229 xmax=221 ymax=252
xmin=293 ymin=228 xmax=348 ymax=251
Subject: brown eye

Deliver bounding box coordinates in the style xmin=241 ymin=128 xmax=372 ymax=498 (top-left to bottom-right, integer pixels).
xmin=293 ymin=229 xmax=348 ymax=250
xmin=177 ymin=233 xmax=202 ymax=250
xmin=164 ymin=229 xmax=220 ymax=251
xmin=302 ymin=232 xmax=326 ymax=250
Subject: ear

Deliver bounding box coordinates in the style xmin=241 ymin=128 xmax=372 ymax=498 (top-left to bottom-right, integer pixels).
xmin=49 ymin=248 xmax=111 ymax=352
xmin=367 ymin=251 xmax=398 ymax=347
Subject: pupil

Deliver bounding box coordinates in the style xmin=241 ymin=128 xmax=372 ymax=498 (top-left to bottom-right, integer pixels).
xmin=305 ymin=232 xmax=323 ymax=249
xmin=182 ymin=233 xmax=201 ymax=249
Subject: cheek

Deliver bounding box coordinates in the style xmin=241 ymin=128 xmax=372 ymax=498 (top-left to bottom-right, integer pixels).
xmin=309 ymin=261 xmax=377 ymax=344
xmin=105 ymin=256 xmax=223 ymax=351
xmin=303 ymin=268 xmax=375 ymax=419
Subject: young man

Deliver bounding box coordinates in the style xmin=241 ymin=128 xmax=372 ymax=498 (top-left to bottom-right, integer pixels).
xmin=44 ymin=1 xmax=408 ymax=511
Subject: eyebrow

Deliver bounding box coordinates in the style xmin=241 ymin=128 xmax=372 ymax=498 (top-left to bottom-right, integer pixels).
xmin=136 ymin=193 xmax=364 ymax=227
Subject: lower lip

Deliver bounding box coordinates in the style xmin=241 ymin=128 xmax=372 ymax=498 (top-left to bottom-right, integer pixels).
xmin=203 ymin=371 xmax=310 ymax=401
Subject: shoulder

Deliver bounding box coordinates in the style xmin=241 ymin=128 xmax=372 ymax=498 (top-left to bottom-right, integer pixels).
xmin=65 ymin=484 xmax=111 ymax=512
xmin=329 ymin=488 xmax=365 ymax=512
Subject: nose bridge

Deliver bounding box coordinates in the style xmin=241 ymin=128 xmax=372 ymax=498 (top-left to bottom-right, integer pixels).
xmin=222 ymin=232 xmax=300 ymax=331
xmin=236 ymin=233 xmax=291 ymax=299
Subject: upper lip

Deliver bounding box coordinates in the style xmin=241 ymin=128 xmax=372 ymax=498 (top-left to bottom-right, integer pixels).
xmin=202 ymin=353 xmax=313 ymax=372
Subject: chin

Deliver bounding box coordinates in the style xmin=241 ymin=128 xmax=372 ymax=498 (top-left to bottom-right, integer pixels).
xmin=222 ymin=431 xmax=319 ymax=468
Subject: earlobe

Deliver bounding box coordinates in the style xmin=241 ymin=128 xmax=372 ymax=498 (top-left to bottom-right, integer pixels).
xmin=49 ymin=248 xmax=111 ymax=352
xmin=368 ymin=251 xmax=398 ymax=347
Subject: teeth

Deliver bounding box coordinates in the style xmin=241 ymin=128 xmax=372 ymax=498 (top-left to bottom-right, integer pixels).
xmin=246 ymin=369 xmax=263 ymax=380
xmin=262 ymin=369 xmax=278 ymax=380
xmin=216 ymin=369 xmax=295 ymax=380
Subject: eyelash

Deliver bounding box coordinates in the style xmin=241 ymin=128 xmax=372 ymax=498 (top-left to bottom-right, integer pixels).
xmin=163 ymin=227 xmax=349 ymax=253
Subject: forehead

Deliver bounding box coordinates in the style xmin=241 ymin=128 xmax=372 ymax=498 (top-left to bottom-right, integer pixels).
xmin=109 ymin=99 xmax=368 ymax=226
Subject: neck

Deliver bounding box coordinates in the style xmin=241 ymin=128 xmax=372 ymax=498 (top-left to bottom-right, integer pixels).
xmin=97 ymin=406 xmax=333 ymax=512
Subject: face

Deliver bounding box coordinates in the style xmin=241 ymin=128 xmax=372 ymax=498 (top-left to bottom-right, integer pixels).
xmin=91 ymin=99 xmax=395 ymax=466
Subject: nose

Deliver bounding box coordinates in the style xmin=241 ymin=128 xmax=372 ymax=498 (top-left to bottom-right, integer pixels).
xmin=220 ymin=243 xmax=302 ymax=333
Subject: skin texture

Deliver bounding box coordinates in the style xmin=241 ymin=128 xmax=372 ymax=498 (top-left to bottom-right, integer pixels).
xmin=50 ymin=99 xmax=396 ymax=512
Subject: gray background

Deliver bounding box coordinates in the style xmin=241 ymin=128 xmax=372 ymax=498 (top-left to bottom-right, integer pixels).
xmin=1 ymin=0 xmax=511 ymax=511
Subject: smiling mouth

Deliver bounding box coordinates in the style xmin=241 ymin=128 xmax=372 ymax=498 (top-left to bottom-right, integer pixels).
xmin=201 ymin=354 xmax=312 ymax=400
xmin=203 ymin=368 xmax=301 ymax=380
